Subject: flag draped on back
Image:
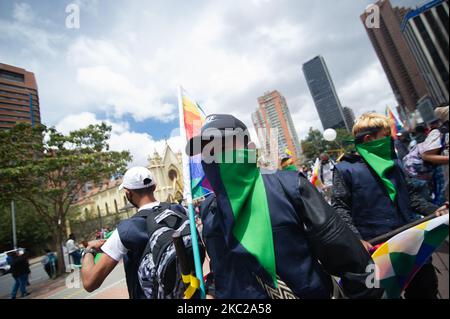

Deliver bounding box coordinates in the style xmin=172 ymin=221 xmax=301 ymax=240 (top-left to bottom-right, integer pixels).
xmin=179 ymin=89 xmax=213 ymax=200
xmin=371 ymin=214 xmax=449 ymax=298
xmin=211 ymin=149 xmax=278 ymax=287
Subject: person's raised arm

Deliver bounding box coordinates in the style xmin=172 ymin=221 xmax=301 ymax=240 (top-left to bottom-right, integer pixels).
xmin=81 ymin=240 xmax=118 ymax=293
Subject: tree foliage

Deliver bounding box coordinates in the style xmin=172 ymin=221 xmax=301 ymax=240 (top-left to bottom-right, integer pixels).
xmin=301 ymin=127 xmax=354 ymax=163
xmin=0 ymin=123 xmax=131 ymax=274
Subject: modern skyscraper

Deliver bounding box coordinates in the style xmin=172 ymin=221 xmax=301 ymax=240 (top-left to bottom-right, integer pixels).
xmin=0 ymin=63 xmax=40 ymax=130
xmin=252 ymin=90 xmax=303 ymax=166
xmin=343 ymin=106 xmax=356 ymax=131
xmin=401 ymin=0 xmax=449 ymax=108
xmin=361 ymin=0 xmax=430 ymax=114
xmin=302 ymin=55 xmax=350 ymax=132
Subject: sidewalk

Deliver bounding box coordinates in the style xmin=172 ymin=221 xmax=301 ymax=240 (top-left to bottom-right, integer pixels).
xmin=23 ymin=273 xmax=70 ymax=299
xmin=28 ymin=256 xmax=43 ymax=266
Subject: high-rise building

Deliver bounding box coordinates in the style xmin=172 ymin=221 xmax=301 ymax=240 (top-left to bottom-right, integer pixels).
xmin=302 ymin=55 xmax=350 ymax=132
xmin=0 ymin=63 xmax=40 ymax=130
xmin=343 ymin=107 xmax=356 ymax=131
xmin=252 ymin=90 xmax=303 ymax=166
xmin=401 ymin=0 xmax=449 ymax=108
xmin=361 ymin=0 xmax=430 ymax=114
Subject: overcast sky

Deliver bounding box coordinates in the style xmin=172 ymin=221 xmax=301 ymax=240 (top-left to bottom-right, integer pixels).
xmin=0 ymin=0 xmax=425 ymax=166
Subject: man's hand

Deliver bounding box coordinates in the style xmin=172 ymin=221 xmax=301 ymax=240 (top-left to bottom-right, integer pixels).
xmin=86 ymin=239 xmax=106 ymax=252
xmin=434 ymin=202 xmax=449 ymax=217
xmin=360 ymin=240 xmax=374 ymax=252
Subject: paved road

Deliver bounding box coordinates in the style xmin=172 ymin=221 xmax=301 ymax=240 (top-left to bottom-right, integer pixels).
xmin=0 ymin=261 xmax=49 ymax=298
xmin=45 ymin=261 xmax=128 ymax=299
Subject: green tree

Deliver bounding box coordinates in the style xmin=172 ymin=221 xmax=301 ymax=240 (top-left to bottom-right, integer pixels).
xmin=0 ymin=200 xmax=52 ymax=255
xmin=301 ymin=127 xmax=354 ymax=163
xmin=0 ymin=123 xmax=131 ymax=275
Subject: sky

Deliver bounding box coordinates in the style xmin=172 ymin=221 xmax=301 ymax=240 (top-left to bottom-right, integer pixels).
xmin=0 ymin=0 xmax=425 ymax=167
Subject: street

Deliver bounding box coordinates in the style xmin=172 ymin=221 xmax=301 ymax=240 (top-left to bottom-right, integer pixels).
xmin=0 ymin=261 xmax=48 ymax=298
xmin=0 ymin=261 xmax=128 ymax=299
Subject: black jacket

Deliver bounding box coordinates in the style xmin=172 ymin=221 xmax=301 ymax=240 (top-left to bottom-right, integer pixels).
xmin=201 ymin=169 xmax=384 ymax=299
xmin=332 ymin=153 xmax=438 ymax=240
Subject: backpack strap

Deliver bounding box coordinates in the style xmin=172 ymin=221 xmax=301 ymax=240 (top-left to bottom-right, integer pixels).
xmin=143 ymin=203 xmax=191 ymax=266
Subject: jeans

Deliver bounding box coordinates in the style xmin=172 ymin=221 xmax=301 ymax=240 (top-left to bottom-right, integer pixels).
xmin=69 ymin=250 xmax=82 ymax=266
xmin=11 ymin=274 xmax=28 ymax=299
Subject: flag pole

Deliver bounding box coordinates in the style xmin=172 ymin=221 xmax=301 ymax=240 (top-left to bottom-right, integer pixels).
xmin=368 ymin=213 xmax=442 ymax=246
xmin=177 ymin=86 xmax=206 ymax=299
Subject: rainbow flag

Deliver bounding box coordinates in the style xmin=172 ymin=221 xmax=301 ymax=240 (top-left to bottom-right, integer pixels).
xmin=179 ymin=88 xmax=213 ymax=200
xmin=386 ymin=106 xmax=404 ymax=140
xmin=371 ymin=214 xmax=449 ymax=298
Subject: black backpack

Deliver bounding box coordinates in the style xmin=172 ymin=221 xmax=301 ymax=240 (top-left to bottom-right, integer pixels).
xmin=136 ymin=203 xmax=204 ymax=299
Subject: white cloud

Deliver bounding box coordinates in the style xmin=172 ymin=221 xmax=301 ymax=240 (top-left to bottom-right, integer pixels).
xmin=0 ymin=2 xmax=64 ymax=56
xmin=55 ymin=112 xmax=184 ymax=168
xmin=1 ymin=0 xmax=402 ymax=144
xmin=13 ymin=3 xmax=34 ymax=23
xmin=339 ymin=62 xmax=396 ymax=118
xmin=67 ymin=37 xmax=131 ymax=68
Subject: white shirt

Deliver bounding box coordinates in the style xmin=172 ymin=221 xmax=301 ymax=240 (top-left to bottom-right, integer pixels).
xmin=66 ymin=239 xmax=78 ymax=254
xmin=101 ymin=201 xmax=160 ymax=262
xmin=320 ymin=162 xmax=334 ymax=187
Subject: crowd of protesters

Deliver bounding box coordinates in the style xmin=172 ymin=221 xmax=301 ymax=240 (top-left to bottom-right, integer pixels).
xmin=72 ymin=107 xmax=448 ymax=300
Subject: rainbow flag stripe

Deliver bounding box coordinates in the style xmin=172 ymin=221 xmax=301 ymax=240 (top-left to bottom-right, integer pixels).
xmin=386 ymin=106 xmax=404 ymax=140
xmin=180 ymin=90 xmax=213 ymax=200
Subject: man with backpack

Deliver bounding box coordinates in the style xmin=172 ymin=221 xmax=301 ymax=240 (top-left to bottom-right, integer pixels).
xmin=81 ymin=167 xmax=203 ymax=299
xmin=186 ymin=114 xmax=383 ymax=299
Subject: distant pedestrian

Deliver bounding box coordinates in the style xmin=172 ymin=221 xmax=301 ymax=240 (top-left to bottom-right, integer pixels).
xmin=66 ymin=234 xmax=82 ymax=266
xmin=394 ymin=130 xmax=410 ymax=161
xmin=10 ymin=251 xmax=31 ymax=299
xmin=41 ymin=249 xmax=57 ymax=279
xmin=318 ymin=153 xmax=334 ymax=203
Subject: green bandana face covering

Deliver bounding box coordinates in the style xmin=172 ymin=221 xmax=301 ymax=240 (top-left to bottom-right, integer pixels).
xmin=356 ymin=136 xmax=397 ymax=202
xmin=214 ymin=149 xmax=277 ymax=287
xmin=283 ymin=165 xmax=298 ymax=171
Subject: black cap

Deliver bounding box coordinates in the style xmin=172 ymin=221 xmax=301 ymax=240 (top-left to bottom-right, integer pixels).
xmin=185 ymin=114 xmax=249 ymax=156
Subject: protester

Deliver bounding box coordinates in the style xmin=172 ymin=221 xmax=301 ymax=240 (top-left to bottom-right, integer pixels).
xmin=331 ymin=112 xmax=448 ymax=299
xmin=428 ymin=106 xmax=449 ymax=204
xmin=41 ymin=249 xmax=57 ymax=279
xmin=66 ymin=234 xmax=82 ymax=266
xmin=9 ymin=251 xmax=31 ymax=299
xmin=394 ymin=130 xmax=411 ymax=161
xmin=403 ymin=106 xmax=449 ymax=205
xmin=186 ymin=114 xmax=383 ymax=299
xmin=318 ymin=153 xmax=334 ymax=202
xmin=80 ymin=167 xmax=194 ymax=299
xmin=280 ymin=156 xmax=297 ymax=171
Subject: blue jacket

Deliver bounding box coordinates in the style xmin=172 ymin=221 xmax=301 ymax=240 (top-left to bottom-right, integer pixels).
xmin=334 ymin=154 xmax=418 ymax=240
xmin=201 ymin=165 xmax=381 ymax=299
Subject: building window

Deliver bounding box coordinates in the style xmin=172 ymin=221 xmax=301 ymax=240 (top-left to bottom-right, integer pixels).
xmin=168 ymin=169 xmax=178 ymax=181
xmin=105 ymin=202 xmax=109 ymax=214
xmin=0 ymin=70 xmax=25 ymax=83
xmin=114 ymin=199 xmax=119 ymax=214
xmin=124 ymin=196 xmax=127 ymax=206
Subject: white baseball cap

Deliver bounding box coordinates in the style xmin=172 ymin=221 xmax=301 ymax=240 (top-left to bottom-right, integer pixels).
xmin=119 ymin=167 xmax=156 ymax=190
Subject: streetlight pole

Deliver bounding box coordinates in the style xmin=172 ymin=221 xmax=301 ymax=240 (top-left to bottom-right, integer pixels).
xmin=11 ymin=200 xmax=17 ymax=250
